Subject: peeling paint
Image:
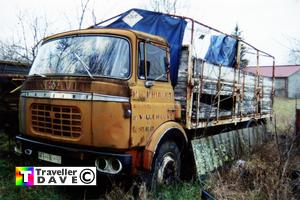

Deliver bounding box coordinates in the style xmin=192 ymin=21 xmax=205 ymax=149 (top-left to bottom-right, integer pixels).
xmin=192 ymin=126 xmax=265 ymax=176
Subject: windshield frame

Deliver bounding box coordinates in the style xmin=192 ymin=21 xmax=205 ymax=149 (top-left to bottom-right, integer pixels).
xmin=30 ymin=34 xmax=132 ymax=81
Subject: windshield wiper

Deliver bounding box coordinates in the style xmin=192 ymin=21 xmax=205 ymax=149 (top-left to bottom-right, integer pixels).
xmin=73 ymin=52 xmax=94 ymax=79
xmin=32 ymin=73 xmax=47 ymax=78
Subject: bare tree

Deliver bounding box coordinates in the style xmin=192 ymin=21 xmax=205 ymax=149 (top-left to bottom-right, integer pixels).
xmin=150 ymin=0 xmax=178 ymax=14
xmin=0 ymin=0 xmax=98 ymax=63
xmin=0 ymin=12 xmax=49 ymax=63
xmin=288 ymin=37 xmax=300 ymax=64
xmin=78 ymin=0 xmax=91 ymax=29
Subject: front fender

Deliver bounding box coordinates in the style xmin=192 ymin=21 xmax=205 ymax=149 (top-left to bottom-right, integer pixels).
xmin=142 ymin=121 xmax=187 ymax=170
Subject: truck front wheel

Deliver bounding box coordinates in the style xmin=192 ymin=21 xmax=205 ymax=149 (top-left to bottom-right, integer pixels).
xmin=150 ymin=141 xmax=181 ymax=191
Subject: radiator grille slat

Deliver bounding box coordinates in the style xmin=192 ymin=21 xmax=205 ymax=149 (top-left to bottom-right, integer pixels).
xmin=31 ymin=103 xmax=82 ymax=138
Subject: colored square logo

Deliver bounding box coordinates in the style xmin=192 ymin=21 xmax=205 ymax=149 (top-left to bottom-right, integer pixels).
xmin=16 ymin=167 xmax=34 ymax=186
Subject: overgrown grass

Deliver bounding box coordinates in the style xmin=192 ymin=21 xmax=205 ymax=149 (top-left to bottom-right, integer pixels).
xmin=205 ymin=137 xmax=299 ymax=200
xmin=104 ymin=182 xmax=201 ymax=200
xmin=0 ymin=97 xmax=299 ymax=199
xmin=154 ymin=182 xmax=201 ymax=200
xmin=273 ymin=97 xmax=299 ymax=132
xmin=203 ymin=97 xmax=300 ymax=199
xmin=0 ymin=133 xmax=71 ymax=200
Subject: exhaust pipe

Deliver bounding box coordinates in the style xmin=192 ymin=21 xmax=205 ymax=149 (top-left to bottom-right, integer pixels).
xmin=24 ymin=149 xmax=32 ymax=155
xmin=95 ymin=157 xmax=122 ymax=174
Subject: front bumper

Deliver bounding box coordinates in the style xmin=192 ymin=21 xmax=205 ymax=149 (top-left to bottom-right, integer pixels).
xmin=15 ymin=135 xmax=132 ymax=175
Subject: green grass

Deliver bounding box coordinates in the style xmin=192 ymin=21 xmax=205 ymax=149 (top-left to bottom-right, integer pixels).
xmin=154 ymin=182 xmax=201 ymax=200
xmin=0 ymin=133 xmax=71 ymax=200
xmin=272 ymin=97 xmax=299 ymax=132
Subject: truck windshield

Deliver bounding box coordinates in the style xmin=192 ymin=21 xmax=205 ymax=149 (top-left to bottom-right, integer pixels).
xmin=29 ymin=35 xmax=130 ymax=79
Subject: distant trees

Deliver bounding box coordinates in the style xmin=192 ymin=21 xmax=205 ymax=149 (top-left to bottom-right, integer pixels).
xmin=0 ymin=13 xmax=49 ymax=64
xmin=0 ymin=0 xmax=95 ymax=64
xmin=231 ymin=24 xmax=249 ymax=68
xmin=149 ymin=0 xmax=178 ymax=14
xmin=288 ymin=37 xmax=300 ymax=64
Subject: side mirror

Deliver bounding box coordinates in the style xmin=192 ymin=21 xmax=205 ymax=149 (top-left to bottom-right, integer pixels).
xmin=145 ymin=81 xmax=154 ymax=88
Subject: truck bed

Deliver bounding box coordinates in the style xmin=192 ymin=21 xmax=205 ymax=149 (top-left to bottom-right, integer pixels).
xmin=175 ymin=45 xmax=273 ymax=129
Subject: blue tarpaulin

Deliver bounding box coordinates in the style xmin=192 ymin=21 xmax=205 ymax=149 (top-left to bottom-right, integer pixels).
xmin=98 ymin=8 xmax=187 ymax=86
xmin=204 ymin=35 xmax=237 ymax=67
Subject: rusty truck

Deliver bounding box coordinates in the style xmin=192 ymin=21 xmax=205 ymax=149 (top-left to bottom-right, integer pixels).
xmin=15 ymin=9 xmax=275 ymax=189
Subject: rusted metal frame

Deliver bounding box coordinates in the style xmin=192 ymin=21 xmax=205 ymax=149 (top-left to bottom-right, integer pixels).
xmin=271 ymin=59 xmax=275 ymax=117
xmin=216 ymin=65 xmax=222 ymax=123
xmin=92 ymin=10 xmax=275 ymax=61
xmin=191 ymin=19 xmax=195 ymax=44
xmin=195 ymin=62 xmax=201 ymax=128
xmin=182 ymin=18 xmax=195 ymax=129
xmin=252 ymin=51 xmax=257 ymax=119
xmin=241 ymin=72 xmax=246 ymax=120
xmin=190 ymin=19 xmax=275 ymax=61
xmin=199 ymin=78 xmax=237 ymax=86
xmin=195 ymin=90 xmax=201 ymax=128
xmin=236 ymin=70 xmax=241 ymax=120
xmin=241 ymin=41 xmax=274 ymax=59
xmin=193 ymin=62 xmax=207 ymax=130
xmin=256 ymin=50 xmax=260 ymax=117
xmin=260 ymin=72 xmax=264 ymax=118
xmin=231 ymin=40 xmax=240 ymax=121
xmin=186 ymin=87 xmax=193 ymax=129
xmin=194 ymin=113 xmax=272 ymax=129
xmin=89 ymin=13 xmax=123 ymax=28
xmin=235 ymin=41 xmax=241 ymax=121
xmin=231 ymin=67 xmax=237 ymax=121
xmin=149 ymin=12 xmax=231 ymax=44
xmin=186 ymin=45 xmax=194 ymax=129
xmin=197 ymin=61 xmax=205 ymax=129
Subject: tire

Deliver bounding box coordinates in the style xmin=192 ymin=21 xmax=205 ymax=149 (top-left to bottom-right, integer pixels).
xmin=245 ymin=119 xmax=258 ymax=128
xmin=150 ymin=141 xmax=181 ymax=192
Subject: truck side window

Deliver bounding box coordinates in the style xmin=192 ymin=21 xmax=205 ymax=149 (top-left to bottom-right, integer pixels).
xmin=146 ymin=43 xmax=168 ymax=81
xmin=138 ymin=42 xmax=146 ymax=80
xmin=138 ymin=41 xmax=168 ymax=81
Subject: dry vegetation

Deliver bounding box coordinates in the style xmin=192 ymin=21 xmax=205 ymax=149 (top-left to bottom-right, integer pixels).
xmin=205 ymin=135 xmax=299 ymax=200
xmin=0 ymin=97 xmax=299 ymax=200
xmin=203 ymin=97 xmax=300 ymax=200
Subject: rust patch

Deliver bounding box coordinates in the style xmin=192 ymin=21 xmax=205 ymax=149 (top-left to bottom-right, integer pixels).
xmin=126 ymin=149 xmax=143 ymax=175
xmin=143 ymin=149 xmax=154 ymax=171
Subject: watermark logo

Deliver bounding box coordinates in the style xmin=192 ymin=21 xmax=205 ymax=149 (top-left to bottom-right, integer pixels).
xmin=16 ymin=167 xmax=96 ymax=186
xmin=16 ymin=167 xmax=34 ymax=186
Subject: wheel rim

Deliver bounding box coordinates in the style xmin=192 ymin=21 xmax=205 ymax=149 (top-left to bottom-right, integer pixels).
xmin=157 ymin=153 xmax=176 ymax=185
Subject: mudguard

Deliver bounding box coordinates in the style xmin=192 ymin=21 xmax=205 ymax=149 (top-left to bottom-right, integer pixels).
xmin=143 ymin=121 xmax=187 ymax=170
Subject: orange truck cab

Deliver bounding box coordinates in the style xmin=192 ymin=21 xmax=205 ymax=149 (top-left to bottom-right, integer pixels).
xmin=15 ymin=28 xmax=187 ymax=176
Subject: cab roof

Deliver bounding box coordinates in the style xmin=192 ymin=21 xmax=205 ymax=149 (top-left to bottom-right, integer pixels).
xmin=43 ymin=28 xmax=168 ymax=46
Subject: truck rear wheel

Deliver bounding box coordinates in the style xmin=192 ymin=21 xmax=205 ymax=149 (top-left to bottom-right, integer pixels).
xmin=150 ymin=141 xmax=181 ymax=191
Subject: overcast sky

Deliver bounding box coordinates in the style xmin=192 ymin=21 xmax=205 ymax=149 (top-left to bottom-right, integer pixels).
xmin=0 ymin=0 xmax=299 ymax=65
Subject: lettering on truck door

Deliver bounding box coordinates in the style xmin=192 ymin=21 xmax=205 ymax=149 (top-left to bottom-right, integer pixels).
xmin=130 ymin=41 xmax=175 ymax=147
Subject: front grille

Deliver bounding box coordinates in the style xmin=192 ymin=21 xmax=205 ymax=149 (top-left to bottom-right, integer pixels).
xmin=31 ymin=104 xmax=82 ymax=138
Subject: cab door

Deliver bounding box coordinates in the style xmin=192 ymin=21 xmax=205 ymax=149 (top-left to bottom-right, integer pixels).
xmin=130 ymin=40 xmax=175 ymax=147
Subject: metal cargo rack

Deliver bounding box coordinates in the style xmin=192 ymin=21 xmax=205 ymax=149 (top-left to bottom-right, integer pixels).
xmin=171 ymin=16 xmax=275 ymax=129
